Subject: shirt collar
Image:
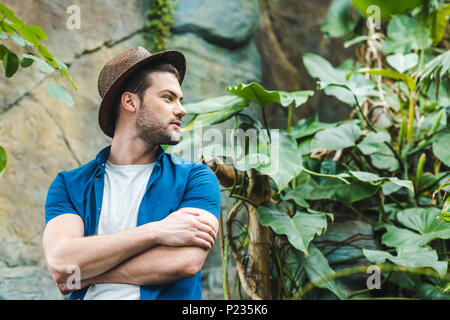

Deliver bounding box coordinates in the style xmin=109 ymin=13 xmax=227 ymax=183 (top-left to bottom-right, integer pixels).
xmin=95 ymin=145 xmax=166 ymax=167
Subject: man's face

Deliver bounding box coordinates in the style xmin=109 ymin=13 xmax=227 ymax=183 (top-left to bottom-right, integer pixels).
xmin=135 ymin=71 xmax=186 ymax=145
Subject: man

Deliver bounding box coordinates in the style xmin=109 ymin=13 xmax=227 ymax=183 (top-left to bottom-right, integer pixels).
xmin=42 ymin=47 xmax=221 ymax=300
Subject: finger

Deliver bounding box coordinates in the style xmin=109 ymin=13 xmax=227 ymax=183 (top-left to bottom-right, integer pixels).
xmin=192 ymin=220 xmax=216 ymax=241
xmin=195 ymin=216 xmax=217 ymax=233
xmin=194 ymin=236 xmax=212 ymax=250
xmin=195 ymin=230 xmax=215 ymax=248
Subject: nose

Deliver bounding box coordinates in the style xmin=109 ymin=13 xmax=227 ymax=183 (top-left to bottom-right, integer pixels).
xmin=174 ymin=101 xmax=187 ymax=118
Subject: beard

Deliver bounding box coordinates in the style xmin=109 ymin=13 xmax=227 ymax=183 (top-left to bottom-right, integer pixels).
xmin=136 ymin=102 xmax=181 ymax=146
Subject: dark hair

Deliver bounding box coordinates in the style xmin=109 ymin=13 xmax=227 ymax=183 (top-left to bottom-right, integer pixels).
xmin=114 ymin=62 xmax=181 ymax=124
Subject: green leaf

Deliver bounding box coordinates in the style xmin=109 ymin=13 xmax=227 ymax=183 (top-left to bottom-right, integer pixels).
xmin=440 ymin=196 xmax=450 ymax=222
xmin=183 ymin=96 xmax=245 ymax=114
xmin=36 ymin=59 xmax=55 ymax=73
xmin=9 ymin=33 xmax=32 ymax=46
xmin=290 ymin=113 xmax=337 ymax=139
xmin=46 ymin=82 xmax=74 ymax=107
xmin=311 ymin=123 xmax=361 ymax=151
xmin=3 ymin=51 xmax=19 ymax=78
xmin=352 ymin=0 xmax=426 ymax=21
xmin=256 ymin=131 xmax=303 ymax=192
xmin=382 ymin=15 xmax=430 ymax=54
xmin=226 ymin=82 xmax=313 ymax=108
xmin=20 ymin=57 xmax=33 ymax=68
xmin=321 ymin=0 xmax=355 ymax=38
xmin=0 ymin=44 xmax=9 ymax=61
xmin=386 ymin=53 xmax=418 ymax=73
xmin=0 ymin=145 xmax=7 ymax=178
xmin=347 ymin=68 xmax=416 ymax=92
xmin=0 ymin=3 xmax=24 ymax=25
xmin=429 ymin=4 xmax=450 ymax=46
xmin=258 ymin=202 xmax=327 ymax=255
xmin=181 ymin=100 xmax=248 ymax=131
xmin=299 ymin=244 xmax=348 ymax=299
xmin=303 ymin=53 xmax=378 ymax=105
xmin=285 ymin=175 xmax=379 ymax=206
xmin=377 ymin=207 xmax=450 ymax=248
xmin=432 ymin=132 xmax=450 ymax=167
xmin=349 ymin=170 xmax=414 ymax=195
xmin=416 ymin=283 xmax=450 ymax=300
xmin=14 ymin=24 xmax=48 ymax=45
xmin=363 ymin=245 xmax=447 ymax=278
xmin=356 ymin=131 xmax=400 ymax=172
xmin=357 ymin=131 xmax=391 ymax=154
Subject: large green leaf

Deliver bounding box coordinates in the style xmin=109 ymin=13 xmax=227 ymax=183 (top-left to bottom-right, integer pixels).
xmin=363 ymin=245 xmax=447 ymax=278
xmin=181 ymin=100 xmax=248 ymax=131
xmin=226 ymin=82 xmax=313 ymax=108
xmin=290 ymin=113 xmax=340 ymax=140
xmin=258 ymin=202 xmax=327 ymax=255
xmin=357 ymin=132 xmax=399 ymax=172
xmin=311 ymin=123 xmax=361 ymax=151
xmin=321 ymin=0 xmax=355 ymax=38
xmin=256 ymin=131 xmax=303 ymax=192
xmin=299 ymin=244 xmax=349 ymax=299
xmin=432 ymin=132 xmax=450 ymax=167
xmin=349 ymin=170 xmax=414 ymax=195
xmin=429 ymin=4 xmax=450 ymax=46
xmin=302 ymin=53 xmax=378 ymax=105
xmin=357 ymin=130 xmax=390 ymax=154
xmin=347 ymin=68 xmax=416 ymax=92
xmin=377 ymin=207 xmax=450 ymax=248
xmin=285 ymin=175 xmax=379 ymax=206
xmin=183 ymin=96 xmax=245 ymax=114
xmin=382 ymin=15 xmax=431 ymax=54
xmin=352 ymin=0 xmax=425 ymax=21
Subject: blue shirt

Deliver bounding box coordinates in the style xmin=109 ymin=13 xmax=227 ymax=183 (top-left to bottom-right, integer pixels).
xmin=44 ymin=145 xmax=221 ymax=300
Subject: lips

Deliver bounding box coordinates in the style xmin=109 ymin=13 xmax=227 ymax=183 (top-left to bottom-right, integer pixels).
xmin=171 ymin=120 xmax=182 ymax=128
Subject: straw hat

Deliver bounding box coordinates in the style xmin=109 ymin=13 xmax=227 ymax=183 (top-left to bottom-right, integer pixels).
xmin=97 ymin=46 xmax=186 ymax=138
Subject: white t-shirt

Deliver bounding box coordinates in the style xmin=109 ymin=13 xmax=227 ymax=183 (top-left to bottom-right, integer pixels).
xmin=84 ymin=160 xmax=155 ymax=300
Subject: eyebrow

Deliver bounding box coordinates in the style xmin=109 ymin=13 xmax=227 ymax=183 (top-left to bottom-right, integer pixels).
xmin=159 ymin=89 xmax=183 ymax=101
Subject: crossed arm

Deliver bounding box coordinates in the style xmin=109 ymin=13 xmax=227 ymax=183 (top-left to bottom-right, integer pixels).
xmin=42 ymin=207 xmax=219 ymax=295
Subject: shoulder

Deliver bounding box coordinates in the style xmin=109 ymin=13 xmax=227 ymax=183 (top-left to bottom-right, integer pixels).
xmin=56 ymin=159 xmax=98 ymax=184
xmin=165 ymin=153 xmax=217 ymax=181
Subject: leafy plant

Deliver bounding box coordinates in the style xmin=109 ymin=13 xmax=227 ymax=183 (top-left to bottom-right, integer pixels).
xmin=0 ymin=3 xmax=77 ymax=177
xmin=146 ymin=0 xmax=177 ymax=51
xmin=169 ymin=0 xmax=449 ymax=299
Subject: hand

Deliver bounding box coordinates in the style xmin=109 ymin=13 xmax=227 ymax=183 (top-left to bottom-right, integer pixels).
xmin=151 ymin=209 xmax=217 ymax=249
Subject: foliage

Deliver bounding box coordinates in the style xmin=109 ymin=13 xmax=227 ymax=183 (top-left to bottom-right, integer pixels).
xmin=146 ymin=0 xmax=177 ymax=51
xmin=0 ymin=3 xmax=77 ymax=177
xmin=171 ymin=0 xmax=450 ymax=300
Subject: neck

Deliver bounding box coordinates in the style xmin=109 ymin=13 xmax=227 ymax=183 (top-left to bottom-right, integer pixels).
xmin=108 ymin=131 xmax=159 ymax=165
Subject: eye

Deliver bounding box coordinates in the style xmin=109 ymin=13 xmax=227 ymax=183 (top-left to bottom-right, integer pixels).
xmin=163 ymin=95 xmax=172 ymax=101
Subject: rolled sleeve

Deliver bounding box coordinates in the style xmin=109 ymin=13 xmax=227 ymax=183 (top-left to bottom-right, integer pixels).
xmin=178 ymin=163 xmax=221 ymax=222
xmin=45 ymin=172 xmax=79 ymax=224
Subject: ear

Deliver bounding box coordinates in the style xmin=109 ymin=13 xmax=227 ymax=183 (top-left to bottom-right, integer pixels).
xmin=120 ymin=92 xmax=140 ymax=114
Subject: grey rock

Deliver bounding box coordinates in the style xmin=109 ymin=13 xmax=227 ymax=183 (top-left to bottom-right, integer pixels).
xmin=173 ymin=0 xmax=260 ymax=49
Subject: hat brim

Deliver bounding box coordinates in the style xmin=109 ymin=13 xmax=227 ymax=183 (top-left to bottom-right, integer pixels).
xmin=98 ymin=50 xmax=186 ymax=138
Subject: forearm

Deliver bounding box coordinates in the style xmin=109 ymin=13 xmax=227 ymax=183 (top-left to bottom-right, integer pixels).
xmin=85 ymin=245 xmax=209 ymax=287
xmin=48 ymin=223 xmax=158 ymax=281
